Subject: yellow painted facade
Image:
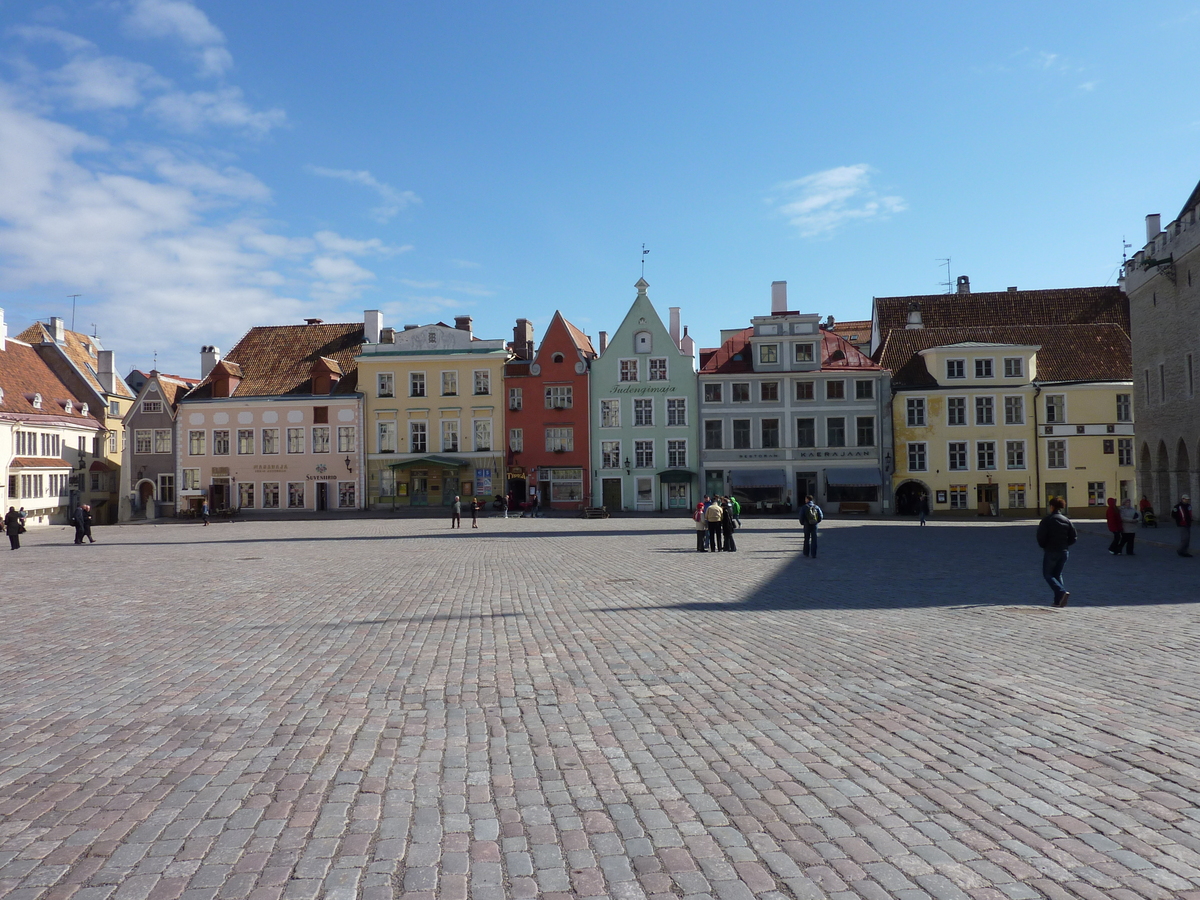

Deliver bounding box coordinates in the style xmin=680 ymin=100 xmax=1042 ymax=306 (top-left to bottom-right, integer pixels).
xmin=892 ymin=343 xmax=1136 ymax=518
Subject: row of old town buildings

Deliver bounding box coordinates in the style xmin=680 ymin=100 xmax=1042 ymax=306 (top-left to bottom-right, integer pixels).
xmin=3 ymin=177 xmax=1198 ymax=525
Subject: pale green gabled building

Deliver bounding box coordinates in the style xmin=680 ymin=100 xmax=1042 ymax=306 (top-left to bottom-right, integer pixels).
xmin=590 ymin=279 xmax=699 ymax=511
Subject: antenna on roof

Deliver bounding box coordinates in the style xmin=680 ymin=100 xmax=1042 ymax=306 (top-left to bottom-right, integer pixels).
xmin=91 ymin=323 xmax=98 ymax=338
xmin=1122 ymin=236 xmax=1132 ymax=264
xmin=641 ymin=243 xmax=649 ymax=279
xmin=937 ymin=259 xmax=952 ymax=294
xmin=153 ymin=350 xmax=158 ymax=371
xmin=68 ymin=294 xmax=81 ymax=331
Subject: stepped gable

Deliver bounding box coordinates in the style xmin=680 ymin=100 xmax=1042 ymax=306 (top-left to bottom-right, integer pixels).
xmin=0 ymin=340 xmax=99 ymax=423
xmin=17 ymin=322 xmax=136 ymax=399
xmin=879 ymin=324 xmax=1132 ymax=387
xmin=187 ymin=322 xmax=364 ymax=400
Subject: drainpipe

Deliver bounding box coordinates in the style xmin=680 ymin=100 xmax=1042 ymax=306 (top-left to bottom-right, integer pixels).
xmin=1032 ymin=383 xmax=1042 ymax=514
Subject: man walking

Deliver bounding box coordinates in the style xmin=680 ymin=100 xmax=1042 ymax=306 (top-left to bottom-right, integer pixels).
xmin=4 ymin=506 xmax=21 ymax=550
xmin=1037 ymin=496 xmax=1077 ymax=607
xmin=451 ymin=495 xmax=462 ymax=528
xmin=73 ymin=504 xmax=88 ymax=545
xmin=1171 ymin=494 xmax=1193 ymax=557
xmin=799 ymin=494 xmax=823 ymax=558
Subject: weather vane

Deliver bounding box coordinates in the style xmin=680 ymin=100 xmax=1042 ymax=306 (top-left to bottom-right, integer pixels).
xmin=641 ymin=243 xmax=649 ymax=279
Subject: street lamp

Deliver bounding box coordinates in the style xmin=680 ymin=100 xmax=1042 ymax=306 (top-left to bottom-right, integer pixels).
xmin=624 ymin=457 xmax=631 ymax=475
xmin=344 ymin=455 xmax=352 ymax=471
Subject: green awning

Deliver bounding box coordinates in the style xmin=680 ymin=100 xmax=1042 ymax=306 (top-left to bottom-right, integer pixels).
xmin=657 ymin=468 xmax=697 ymax=483
xmin=387 ymin=455 xmax=471 ymax=469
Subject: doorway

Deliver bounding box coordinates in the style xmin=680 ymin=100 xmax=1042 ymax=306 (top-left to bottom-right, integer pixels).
xmin=411 ymin=470 xmax=429 ymax=506
xmin=635 ymin=477 xmax=653 ymax=511
xmin=602 ymin=478 xmax=622 ymax=510
xmin=795 ymin=472 xmax=817 ymax=507
xmin=1044 ymin=482 xmax=1067 ymax=511
xmin=138 ymin=480 xmax=154 ymax=514
xmin=894 ymin=480 xmax=927 ymax=516
xmin=315 ymin=482 xmax=328 ymax=511
xmin=976 ymin=483 xmax=998 ymax=516
xmin=210 ymin=480 xmax=230 ymax=511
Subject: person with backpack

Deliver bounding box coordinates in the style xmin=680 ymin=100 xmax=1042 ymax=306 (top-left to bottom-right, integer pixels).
xmin=1037 ymin=496 xmax=1077 ymax=607
xmin=798 ymin=495 xmax=823 ymax=558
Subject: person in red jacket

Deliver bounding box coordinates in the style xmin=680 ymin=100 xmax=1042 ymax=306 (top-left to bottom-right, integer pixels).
xmin=1105 ymin=497 xmax=1122 ymax=555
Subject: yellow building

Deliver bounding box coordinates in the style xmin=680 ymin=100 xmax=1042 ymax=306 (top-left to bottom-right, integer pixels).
xmin=356 ymin=316 xmax=511 ymax=509
xmin=880 ymin=327 xmax=1135 ymax=518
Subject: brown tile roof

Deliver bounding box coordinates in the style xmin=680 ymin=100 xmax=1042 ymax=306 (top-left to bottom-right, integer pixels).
xmin=700 ymin=327 xmax=881 ymax=374
xmin=153 ymin=375 xmax=197 ymax=410
xmin=186 ymin=322 xmax=365 ymax=400
xmin=873 ymin=287 xmax=1129 ymax=346
xmin=0 ymin=340 xmax=100 ymax=425
xmin=830 ymin=319 xmax=871 ymax=338
xmin=12 ymin=457 xmax=73 ymax=468
xmin=878 ymin=325 xmax=1132 ymax=387
xmin=16 ymin=322 xmax=135 ymax=398
xmin=561 ymin=315 xmax=597 ymax=357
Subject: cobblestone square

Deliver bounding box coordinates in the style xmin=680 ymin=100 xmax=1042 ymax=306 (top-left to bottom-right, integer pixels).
xmin=2 ymin=514 xmax=1199 ymax=900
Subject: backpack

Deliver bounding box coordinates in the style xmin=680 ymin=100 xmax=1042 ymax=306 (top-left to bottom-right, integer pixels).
xmin=801 ymin=504 xmax=819 ymax=526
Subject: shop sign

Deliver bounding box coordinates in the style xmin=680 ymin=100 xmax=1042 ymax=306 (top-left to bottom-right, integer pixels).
xmin=254 ymin=464 xmax=288 ymax=472
xmin=796 ymin=449 xmax=875 ymax=459
xmin=607 ymin=385 xmax=675 ymax=394
xmin=306 ymin=474 xmax=337 ymax=481
xmin=212 ymin=467 xmax=230 ymax=476
xmin=476 ymin=468 xmax=493 ymax=495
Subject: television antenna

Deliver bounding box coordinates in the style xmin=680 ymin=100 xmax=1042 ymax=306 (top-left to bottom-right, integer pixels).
xmin=641 ymin=243 xmax=649 ymax=279
xmin=937 ymin=259 xmax=952 ymax=293
xmin=68 ymin=294 xmax=81 ymax=331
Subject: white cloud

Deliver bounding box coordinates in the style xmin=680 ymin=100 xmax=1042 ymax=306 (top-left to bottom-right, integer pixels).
xmin=9 ymin=25 xmax=97 ymax=55
xmin=147 ymin=87 xmax=286 ymax=136
xmin=770 ymin=164 xmax=906 ymax=237
xmin=315 ymin=230 xmax=411 ymax=257
xmin=308 ymin=165 xmax=420 ymax=222
xmin=307 ymin=255 xmax=375 ymax=302
xmin=449 ymin=258 xmax=480 ymax=269
xmin=123 ymin=0 xmax=232 ymax=76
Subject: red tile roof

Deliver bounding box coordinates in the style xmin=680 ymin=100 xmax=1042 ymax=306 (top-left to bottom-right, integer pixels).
xmin=561 ymin=315 xmax=597 ymax=357
xmin=700 ymin=327 xmax=881 ymax=374
xmin=17 ymin=322 xmax=135 ymax=398
xmin=12 ymin=457 xmax=73 ymax=468
xmin=0 ymin=340 xmax=101 ymax=425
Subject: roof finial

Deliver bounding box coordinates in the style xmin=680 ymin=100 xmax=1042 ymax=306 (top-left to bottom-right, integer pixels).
xmin=641 ymin=243 xmax=649 ymax=279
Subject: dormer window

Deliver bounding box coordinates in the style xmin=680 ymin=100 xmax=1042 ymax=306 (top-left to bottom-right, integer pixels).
xmin=634 ymin=331 xmax=652 ymax=353
xmin=64 ymin=400 xmax=73 ymax=414
xmin=32 ymin=392 xmax=42 ymax=409
xmin=80 ymin=403 xmax=88 ymax=417
xmin=0 ymin=387 xmax=4 ymax=403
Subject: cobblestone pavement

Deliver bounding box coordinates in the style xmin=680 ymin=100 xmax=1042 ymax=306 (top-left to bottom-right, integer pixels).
xmin=2 ymin=513 xmax=1200 ymax=900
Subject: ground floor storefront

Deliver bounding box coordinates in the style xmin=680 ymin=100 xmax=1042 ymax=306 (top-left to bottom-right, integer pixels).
xmin=591 ymin=469 xmax=697 ymax=512
xmin=179 ymin=463 xmax=362 ymax=514
xmin=703 ymin=457 xmax=887 ymax=515
xmin=366 ymin=453 xmax=505 ymax=509
xmin=894 ymin=473 xmax=1137 ymax=519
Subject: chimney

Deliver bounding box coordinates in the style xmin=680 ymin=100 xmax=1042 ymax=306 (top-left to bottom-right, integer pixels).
xmin=669 ymin=307 xmax=681 ymax=348
xmin=403 ymin=324 xmax=419 ymax=331
xmin=599 ymin=331 xmax=608 ymax=354
xmin=0 ymin=307 xmax=6 ymax=352
xmin=380 ymin=327 xmax=396 ymax=343
xmin=200 ymin=345 xmax=221 ymax=379
xmin=512 ymin=318 xmax=534 ymax=359
xmin=680 ymin=325 xmax=696 ymax=362
xmin=454 ymin=315 xmax=473 ymax=335
xmin=771 ymin=281 xmax=788 ymax=314
xmin=1007 ymin=286 xmax=1018 ymax=293
xmin=1146 ymin=214 xmax=1162 ymax=243
xmin=97 ymin=350 xmax=116 ymax=394
xmin=956 ymin=275 xmax=971 ymax=295
xmin=364 ymin=309 xmax=383 ymax=344
xmin=50 ymin=316 xmax=65 ymax=343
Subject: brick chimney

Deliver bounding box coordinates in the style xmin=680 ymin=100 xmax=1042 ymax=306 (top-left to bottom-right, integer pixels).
xmin=454 ymin=315 xmax=473 ymax=336
xmin=956 ymin=275 xmax=971 ymax=295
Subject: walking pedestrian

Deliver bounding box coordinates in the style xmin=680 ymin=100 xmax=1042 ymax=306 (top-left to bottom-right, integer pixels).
xmin=1171 ymin=494 xmax=1193 ymax=557
xmin=799 ymin=494 xmax=823 ymax=558
xmin=471 ymin=497 xmax=479 ymax=528
xmin=72 ymin=504 xmax=87 ymax=545
xmin=730 ymin=495 xmax=742 ymax=527
xmin=81 ymin=504 xmax=95 ymax=543
xmin=693 ymin=501 xmax=707 ymax=552
xmin=918 ymin=492 xmax=930 ymax=526
xmin=17 ymin=506 xmax=27 ymax=530
xmin=720 ymin=498 xmax=737 ymax=552
xmin=451 ymin=495 xmax=462 ymax=528
xmin=1105 ymin=497 xmax=1123 ymax=555
xmin=502 ymin=493 xmax=510 ymax=519
xmin=1036 ymin=496 xmax=1077 ymax=607
xmin=4 ymin=506 xmax=20 ymax=550
xmin=704 ymin=496 xmax=724 ymax=552
xmin=201 ymin=499 xmax=210 ymax=526
xmin=1118 ymin=498 xmax=1139 ymax=555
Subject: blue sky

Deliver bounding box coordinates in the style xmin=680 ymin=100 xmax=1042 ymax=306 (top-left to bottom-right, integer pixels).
xmin=1 ymin=1 xmax=1198 ymax=378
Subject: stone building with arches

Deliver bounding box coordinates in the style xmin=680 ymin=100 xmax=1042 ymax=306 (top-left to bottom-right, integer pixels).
xmin=1123 ymin=178 xmax=1200 ymax=515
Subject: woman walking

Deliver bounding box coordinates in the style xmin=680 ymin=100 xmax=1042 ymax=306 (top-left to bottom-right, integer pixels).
xmin=1119 ymin=498 xmax=1139 ymax=554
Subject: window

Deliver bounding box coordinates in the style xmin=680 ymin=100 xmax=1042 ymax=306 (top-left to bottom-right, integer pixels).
xmin=509 ymin=387 xmax=522 ymax=411
xmin=1004 ymin=358 xmax=1024 ymax=378
xmin=649 ymin=358 xmax=667 ymax=381
xmin=600 ymin=399 xmax=620 ymax=427
xmin=704 ymin=383 xmax=722 ymax=403
xmin=410 ymin=372 xmax=425 ymax=397
xmin=762 ymin=418 xmax=780 ymax=449
xmin=1088 ymin=482 xmax=1106 ymax=506
xmin=237 ymin=429 xmax=255 ymax=455
xmin=667 ymin=440 xmax=686 ymax=468
xmin=943 ymin=397 xmax=965 ymax=426
xmin=1000 ymin=484 xmax=1024 ymax=509
xmin=759 ymin=344 xmax=778 ymax=364
xmin=109 ymin=400 xmax=120 ymax=416
xmin=474 ymin=419 xmax=492 ymax=451
xmin=141 ymin=400 xmax=163 ymax=414
xmin=620 ymin=360 xmax=638 ymax=382
xmin=544 ymin=427 xmax=573 ymax=452
xmin=855 ymin=380 xmax=874 ymax=400
xmin=408 ymin=421 xmax=425 ymax=453
xmin=794 ymin=343 xmax=815 ymax=363
xmin=312 ymin=426 xmax=330 ymax=453
xmin=441 ymin=420 xmax=459 ymax=452
xmin=337 ymin=426 xmax=356 ymax=453
xmin=906 ymin=397 xmax=926 ymax=427
xmin=1118 ymin=438 xmax=1133 ymax=466
xmin=975 ymin=358 xmax=994 ymax=378
xmin=908 ymin=442 xmax=927 ymax=472
xmin=379 ymin=421 xmax=398 ymax=453
xmin=473 ymin=370 xmax=490 ymax=395
xmin=188 ymin=430 xmax=205 ymax=456
xmin=111 ymin=431 xmax=119 ymax=453
xmin=976 ymin=441 xmax=996 ymax=470
xmin=182 ymin=468 xmax=201 ymax=490
xmin=509 ymin=428 xmax=523 ymax=453
xmin=154 ymin=429 xmax=171 ymax=453
xmin=1004 ymin=396 xmax=1024 ymax=425
xmin=634 ymin=398 xmax=653 ymax=426
xmin=975 ymin=397 xmax=994 ymax=426
xmin=158 ymin=474 xmax=175 ymax=503
xmin=339 ymin=483 xmax=356 ymax=508
xmin=1116 ymin=393 xmax=1132 ymax=422
xmin=288 ymin=483 xmax=305 ymax=509
xmin=1045 ymin=395 xmax=1065 ymax=424
xmin=238 ymin=482 xmax=254 ymax=509
xmin=438 ymin=371 xmax=457 ymax=397
xmin=1047 ymin=439 xmax=1066 ymax=468
xmin=1103 ymin=439 xmax=1114 ymax=454
xmin=262 ymin=482 xmax=280 ymax=509
xmin=945 ymin=484 xmax=965 ymax=509
xmin=826 ymin=380 xmax=845 ymax=400
xmin=634 ymin=331 xmax=652 ymax=353
xmin=212 ymin=430 xmax=230 ymax=455
xmin=1006 ymin=440 xmax=1026 ymax=469
xmin=287 ymin=428 xmax=305 ymax=454
xmin=704 ymin=421 xmax=723 ymax=450
xmin=946 ymin=359 xmax=965 ymax=379
xmin=733 ymin=419 xmax=751 ymax=449
xmin=761 ymin=381 xmax=779 ymax=402
xmin=545 ymin=385 xmax=573 ymax=409
xmin=262 ymin=428 xmax=280 ymax=454
xmin=135 ymin=430 xmax=152 ymax=454
xmin=634 ymin=440 xmax=653 ymax=468
xmin=601 ymin=441 xmax=621 ymax=468
xmin=948 ymin=442 xmax=968 ymax=471
xmin=795 ymin=381 xmax=814 ymax=401
xmin=377 ymin=373 xmax=394 ymax=398
xmin=826 ymin=417 xmax=845 ymax=448
xmin=666 ymin=398 xmax=686 ymax=426
xmin=796 ymin=418 xmax=815 ymax=448
xmin=732 ymin=383 xmax=750 ymax=402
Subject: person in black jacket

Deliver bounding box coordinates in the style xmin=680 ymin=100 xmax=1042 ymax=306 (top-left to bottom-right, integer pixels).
xmin=1036 ymin=496 xmax=1077 ymax=607
xmin=4 ymin=507 xmax=21 ymax=550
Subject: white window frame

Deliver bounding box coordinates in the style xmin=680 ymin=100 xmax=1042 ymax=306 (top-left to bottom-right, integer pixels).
xmin=237 ymin=429 xmax=255 ymax=455
xmin=634 ymin=398 xmax=653 ymax=426
xmin=545 ymin=385 xmax=573 ymax=409
xmin=262 ymin=482 xmax=280 ymax=509
xmin=794 ymin=343 xmax=815 ymax=363
xmin=619 ymin=359 xmax=638 ymax=382
xmin=1045 ymin=394 xmax=1066 ymax=424
xmin=648 ymin=358 xmax=668 ymax=381
xmin=286 ymin=427 xmax=305 ymax=454
xmin=472 ymin=370 xmax=490 ymax=396
xmin=509 ymin=387 xmax=523 ymax=411
xmin=974 ymin=358 xmax=994 ymax=379
xmin=946 ymin=359 xmax=965 ymax=380
xmin=600 ymin=399 xmax=620 ymax=428
xmin=188 ymin=430 xmax=205 ymax=456
xmin=759 ymin=343 xmax=779 ymax=365
xmin=948 ymin=441 xmax=968 ymax=471
xmin=1003 ymin=396 xmax=1024 ymax=425
xmin=667 ymin=439 xmax=686 ymax=468
xmin=634 ymin=439 xmax=654 ymax=468
xmin=907 ymin=442 xmax=927 ymax=472
xmin=545 ymin=427 xmax=573 ymax=452
xmin=975 ymin=396 xmax=995 ymax=426
xmin=441 ymin=371 xmax=458 ymax=396
xmin=312 ymin=426 xmax=331 ymax=454
xmin=154 ymin=429 xmax=171 ymax=454
xmin=1006 ymin=440 xmax=1026 ymax=470
xmin=134 ymin=429 xmax=152 ymax=454
xmin=946 ymin=396 xmax=966 ymax=426
xmin=601 ymin=440 xmax=621 ymax=468
xmin=441 ymin=420 xmax=459 ymax=453
xmin=337 ymin=426 xmax=356 ymax=453
xmin=410 ymin=371 xmax=426 ymax=398
xmin=906 ymin=397 xmax=926 ymax=428
xmin=377 ymin=372 xmax=394 ymax=398
xmin=1046 ymin=439 xmax=1067 ymax=469
xmin=666 ymin=398 xmax=686 ymax=426
xmin=262 ymin=428 xmax=280 ymax=454
xmin=509 ymin=428 xmax=523 ymax=453
xmin=473 ymin=418 xmax=492 ymax=452
xmin=379 ymin=421 xmax=398 ymax=453
xmin=408 ymin=421 xmax=425 ymax=453
xmin=1003 ymin=357 xmax=1024 ymax=378
xmin=976 ymin=440 xmax=997 ymax=470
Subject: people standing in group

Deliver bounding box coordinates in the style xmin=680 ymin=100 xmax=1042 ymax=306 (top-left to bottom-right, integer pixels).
xmin=798 ymin=495 xmax=823 ymax=558
xmin=1118 ymin=498 xmax=1139 ymax=555
xmin=4 ymin=507 xmax=21 ymax=550
xmin=1105 ymin=497 xmax=1123 ymax=555
xmin=201 ymin=499 xmax=210 ymax=526
xmin=1036 ymin=496 xmax=1077 ymax=607
xmin=693 ymin=501 xmax=707 ymax=552
xmin=1172 ymin=494 xmax=1193 ymax=557
xmin=471 ymin=497 xmax=480 ymax=529
xmin=720 ymin=497 xmax=737 ymax=552
xmin=704 ymin=496 xmax=724 ymax=552
xmin=451 ymin=495 xmax=462 ymax=529
xmin=918 ymin=493 xmax=930 ymax=526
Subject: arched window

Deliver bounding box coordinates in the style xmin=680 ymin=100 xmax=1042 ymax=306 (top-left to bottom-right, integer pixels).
xmin=552 ymin=352 xmax=564 ymax=363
